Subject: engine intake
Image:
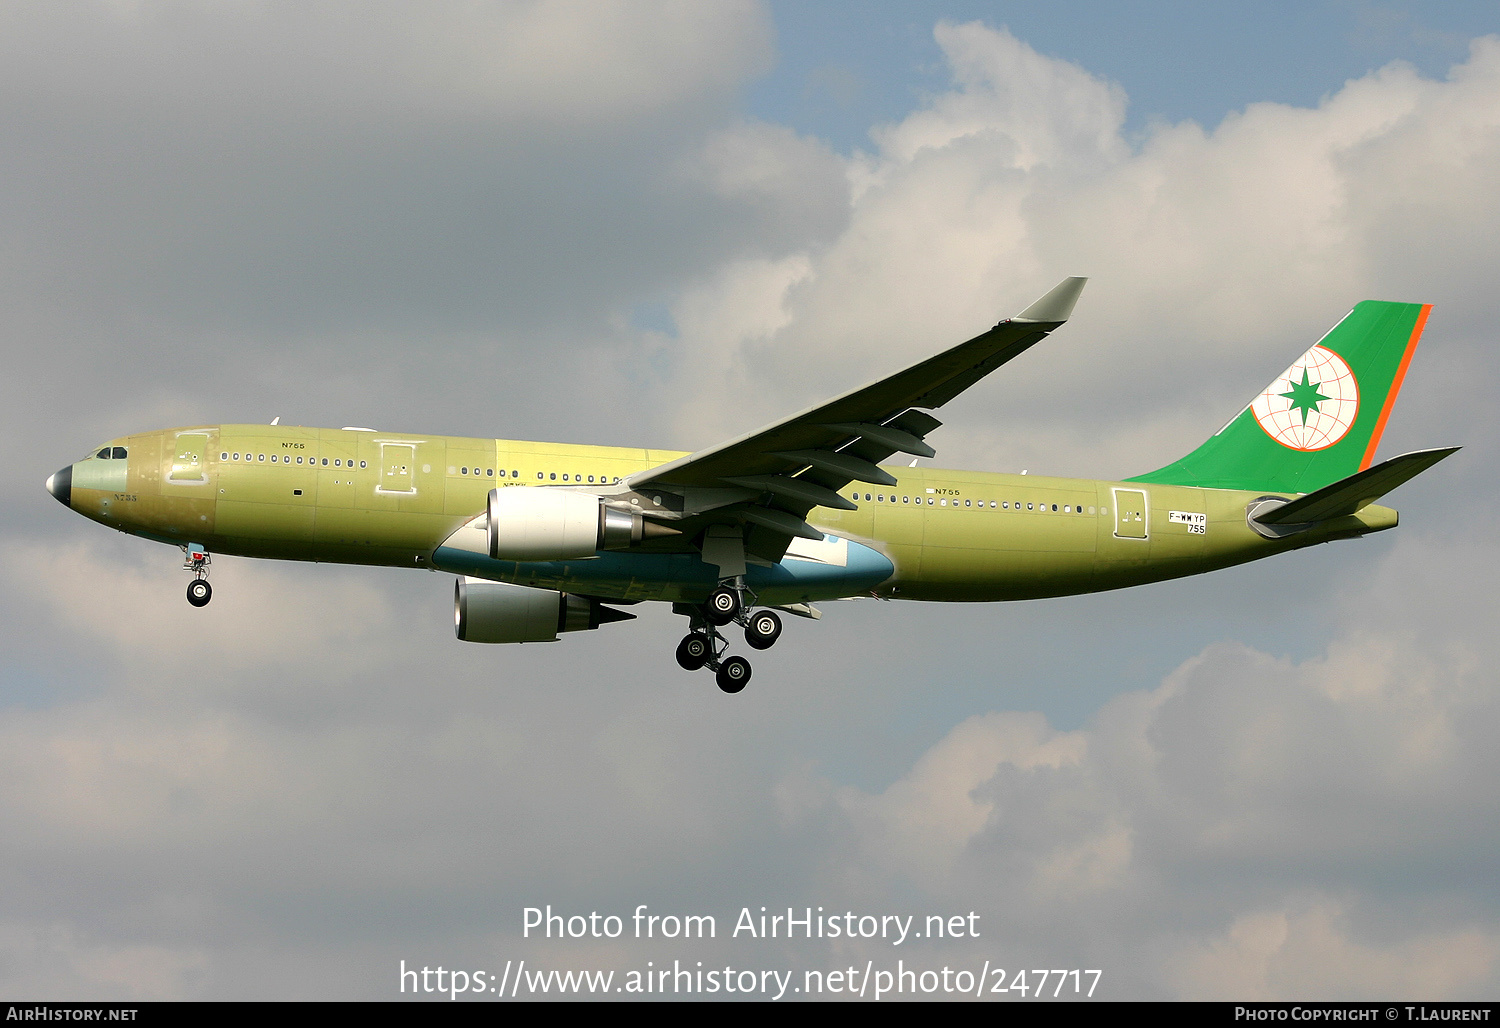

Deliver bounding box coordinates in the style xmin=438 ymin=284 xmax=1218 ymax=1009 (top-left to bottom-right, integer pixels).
xmin=454 ymin=577 xmax=635 ymax=643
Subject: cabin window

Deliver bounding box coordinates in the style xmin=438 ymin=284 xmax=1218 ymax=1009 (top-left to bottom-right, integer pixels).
xmin=514 ymin=471 xmax=520 ymax=479
xmin=360 ymin=461 xmax=367 ymax=469
xmin=322 ymin=458 xmax=328 ymax=466
xmin=258 ymin=454 xmax=265 ymax=462
xmin=1052 ymin=504 xmax=1058 ymax=511
xmin=549 ymin=473 xmax=556 ymax=481
xmin=461 ymin=467 xmax=468 ymax=475
xmin=297 ymin=456 xmax=303 ymax=464
xmin=221 ymin=452 xmax=229 ymax=460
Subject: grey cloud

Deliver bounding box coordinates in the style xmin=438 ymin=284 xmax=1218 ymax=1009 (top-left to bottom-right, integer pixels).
xmin=774 ymin=529 xmax=1500 ymax=998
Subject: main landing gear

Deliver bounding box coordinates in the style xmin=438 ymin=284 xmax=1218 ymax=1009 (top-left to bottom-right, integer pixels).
xmin=182 ymin=544 xmax=212 ymax=607
xmin=674 ymin=582 xmax=783 ymax=693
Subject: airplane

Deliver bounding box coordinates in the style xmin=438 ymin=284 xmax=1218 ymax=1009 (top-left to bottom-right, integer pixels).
xmin=44 ymin=278 xmax=1457 ymax=694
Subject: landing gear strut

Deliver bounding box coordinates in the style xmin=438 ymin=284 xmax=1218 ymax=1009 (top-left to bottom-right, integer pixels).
xmin=182 ymin=544 xmax=212 ymax=607
xmin=673 ymin=579 xmax=784 ymax=693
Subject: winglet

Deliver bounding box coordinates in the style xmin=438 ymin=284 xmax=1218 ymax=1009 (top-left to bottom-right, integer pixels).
xmin=1014 ymin=276 xmax=1088 ymax=324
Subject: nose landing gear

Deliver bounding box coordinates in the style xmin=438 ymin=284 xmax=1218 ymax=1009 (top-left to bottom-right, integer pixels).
xmin=181 ymin=544 xmax=212 ymax=607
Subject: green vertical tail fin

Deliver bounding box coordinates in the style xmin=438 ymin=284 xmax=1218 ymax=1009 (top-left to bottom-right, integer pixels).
xmin=1129 ymin=300 xmax=1431 ymax=494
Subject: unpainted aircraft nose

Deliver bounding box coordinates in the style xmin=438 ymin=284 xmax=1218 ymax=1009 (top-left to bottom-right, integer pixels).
xmin=46 ymin=465 xmax=72 ymax=507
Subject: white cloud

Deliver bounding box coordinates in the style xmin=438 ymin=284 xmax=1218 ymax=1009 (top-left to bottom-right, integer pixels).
xmin=661 ymin=25 xmax=1500 ymax=477
xmin=869 ymin=21 xmax=1129 ymax=172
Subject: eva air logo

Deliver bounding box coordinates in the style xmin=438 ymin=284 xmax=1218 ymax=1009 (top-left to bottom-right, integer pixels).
xmin=1251 ymin=344 xmax=1359 ymax=451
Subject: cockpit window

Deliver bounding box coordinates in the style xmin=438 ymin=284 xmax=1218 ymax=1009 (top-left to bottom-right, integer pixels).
xmin=96 ymin=448 xmax=110 ymax=459
xmin=111 ymin=446 xmax=127 ymax=460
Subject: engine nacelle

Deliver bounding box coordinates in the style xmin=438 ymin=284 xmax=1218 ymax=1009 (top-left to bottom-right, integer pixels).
xmin=486 ymin=487 xmax=674 ymax=560
xmin=454 ymin=577 xmax=635 ymax=643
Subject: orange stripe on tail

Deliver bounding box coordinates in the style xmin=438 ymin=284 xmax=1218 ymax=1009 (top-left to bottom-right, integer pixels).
xmin=1360 ymin=304 xmax=1431 ymax=471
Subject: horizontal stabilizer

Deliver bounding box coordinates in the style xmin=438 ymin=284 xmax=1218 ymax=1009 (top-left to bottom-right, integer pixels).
xmin=1253 ymin=447 xmax=1459 ymax=525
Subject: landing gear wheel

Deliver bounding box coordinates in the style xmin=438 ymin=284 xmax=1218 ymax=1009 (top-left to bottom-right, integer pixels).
xmin=745 ymin=609 xmax=782 ymax=650
xmin=186 ymin=579 xmax=212 ymax=607
xmin=705 ymin=586 xmax=741 ymax=626
xmin=675 ymin=633 xmax=712 ymax=671
xmin=716 ymin=656 xmax=751 ymax=694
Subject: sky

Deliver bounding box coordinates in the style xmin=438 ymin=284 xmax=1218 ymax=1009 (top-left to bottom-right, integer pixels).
xmin=2 ymin=0 xmax=1498 ymax=1002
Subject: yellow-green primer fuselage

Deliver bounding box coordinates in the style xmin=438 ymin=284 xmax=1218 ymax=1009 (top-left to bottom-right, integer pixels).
xmin=61 ymin=424 xmax=1396 ymax=606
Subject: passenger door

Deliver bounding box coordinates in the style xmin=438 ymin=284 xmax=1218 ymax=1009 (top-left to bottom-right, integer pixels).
xmin=1112 ymin=488 xmax=1148 ymax=540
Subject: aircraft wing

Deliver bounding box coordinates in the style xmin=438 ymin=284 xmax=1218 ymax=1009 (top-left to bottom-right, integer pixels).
xmin=623 ymin=277 xmax=1086 ymax=557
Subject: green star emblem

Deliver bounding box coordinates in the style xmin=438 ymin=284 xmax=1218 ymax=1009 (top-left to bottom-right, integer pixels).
xmin=1280 ymin=368 xmax=1330 ymax=425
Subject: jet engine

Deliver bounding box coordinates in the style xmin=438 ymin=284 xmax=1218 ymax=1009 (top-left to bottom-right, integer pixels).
xmin=486 ymin=487 xmax=675 ymax=560
xmin=454 ymin=577 xmax=635 ymax=643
